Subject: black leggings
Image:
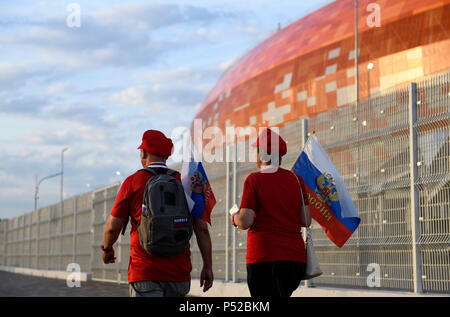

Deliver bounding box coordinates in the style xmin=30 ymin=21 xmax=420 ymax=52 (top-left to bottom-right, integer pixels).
xmin=247 ymin=261 xmax=306 ymax=297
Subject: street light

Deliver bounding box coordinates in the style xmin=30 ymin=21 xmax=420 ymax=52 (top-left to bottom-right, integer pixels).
xmin=34 ymin=172 xmax=62 ymax=211
xmin=61 ymin=147 xmax=69 ymax=203
xmin=59 ymin=147 xmax=69 ymax=269
xmin=33 ymin=147 xmax=69 ymax=211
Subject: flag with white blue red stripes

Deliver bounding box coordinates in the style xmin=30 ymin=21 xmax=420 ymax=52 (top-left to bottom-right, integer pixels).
xmin=292 ymin=135 xmax=360 ymax=247
xmin=181 ymin=140 xmax=216 ymax=225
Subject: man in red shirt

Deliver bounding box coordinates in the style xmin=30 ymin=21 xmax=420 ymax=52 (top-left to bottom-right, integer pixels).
xmin=230 ymin=128 xmax=310 ymax=297
xmin=102 ymin=130 xmax=213 ymax=297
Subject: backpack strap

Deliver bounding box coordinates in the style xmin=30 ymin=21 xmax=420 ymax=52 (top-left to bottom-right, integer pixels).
xmin=165 ymin=168 xmax=178 ymax=177
xmin=121 ymin=210 xmax=139 ymax=235
xmin=120 ymin=168 xmax=156 ymax=235
xmin=141 ymin=167 xmax=179 ymax=176
xmin=140 ymin=167 xmax=159 ymax=175
xmin=120 ymin=167 xmax=178 ymax=235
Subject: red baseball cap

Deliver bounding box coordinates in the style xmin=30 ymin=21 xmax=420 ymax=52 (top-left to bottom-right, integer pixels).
xmin=138 ymin=130 xmax=174 ymax=157
xmin=251 ymin=128 xmax=287 ymax=157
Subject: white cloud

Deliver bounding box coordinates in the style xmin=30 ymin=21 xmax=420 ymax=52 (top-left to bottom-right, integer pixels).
xmin=3 ymin=3 xmax=228 ymax=70
xmin=110 ymin=85 xmax=150 ymax=107
xmin=94 ymin=2 xmax=218 ymax=30
xmin=47 ymin=82 xmax=70 ymax=95
xmin=147 ymin=66 xmax=194 ymax=83
xmin=0 ymin=62 xmax=48 ymax=93
xmin=196 ymin=27 xmax=207 ymax=36
xmin=26 ymin=129 xmax=72 ymax=146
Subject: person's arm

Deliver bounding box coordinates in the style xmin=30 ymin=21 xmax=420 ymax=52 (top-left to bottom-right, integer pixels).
xmin=231 ymin=208 xmax=255 ymax=230
xmin=193 ymin=217 xmax=213 ymax=292
xmin=102 ymin=178 xmax=130 ymax=264
xmin=102 ymin=215 xmax=126 ymax=264
xmin=230 ymin=175 xmax=257 ymax=230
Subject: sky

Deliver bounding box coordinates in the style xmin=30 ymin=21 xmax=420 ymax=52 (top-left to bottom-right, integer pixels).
xmin=0 ymin=0 xmax=335 ymax=219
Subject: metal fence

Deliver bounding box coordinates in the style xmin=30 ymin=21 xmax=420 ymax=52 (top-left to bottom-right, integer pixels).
xmin=0 ymin=71 xmax=449 ymax=294
xmin=0 ymin=192 xmax=93 ymax=272
xmin=190 ymin=70 xmax=450 ymax=294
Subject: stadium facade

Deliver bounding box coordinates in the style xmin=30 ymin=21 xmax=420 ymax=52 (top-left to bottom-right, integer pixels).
xmin=194 ymin=0 xmax=449 ymax=134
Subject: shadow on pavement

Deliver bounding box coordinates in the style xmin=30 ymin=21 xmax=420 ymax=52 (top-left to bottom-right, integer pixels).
xmin=0 ymin=271 xmax=129 ymax=297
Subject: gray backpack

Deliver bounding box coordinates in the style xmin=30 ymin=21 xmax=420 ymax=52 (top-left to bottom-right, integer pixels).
xmin=124 ymin=167 xmax=193 ymax=257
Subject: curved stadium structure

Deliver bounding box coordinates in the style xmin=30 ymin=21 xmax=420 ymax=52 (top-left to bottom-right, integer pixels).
xmin=194 ymin=0 xmax=450 ymax=134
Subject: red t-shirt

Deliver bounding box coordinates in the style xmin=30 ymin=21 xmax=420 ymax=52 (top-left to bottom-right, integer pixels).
xmin=110 ymin=165 xmax=191 ymax=283
xmin=240 ymin=167 xmax=307 ymax=264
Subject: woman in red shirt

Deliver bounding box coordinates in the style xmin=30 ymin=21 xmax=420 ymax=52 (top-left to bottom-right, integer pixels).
xmin=230 ymin=128 xmax=310 ymax=297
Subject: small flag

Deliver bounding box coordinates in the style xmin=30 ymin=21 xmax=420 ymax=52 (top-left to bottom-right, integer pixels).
xmin=181 ymin=140 xmax=216 ymax=225
xmin=292 ymin=135 xmax=360 ymax=247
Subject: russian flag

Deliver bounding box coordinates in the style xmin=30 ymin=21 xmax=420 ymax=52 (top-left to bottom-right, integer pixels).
xmin=181 ymin=140 xmax=216 ymax=225
xmin=292 ymin=135 xmax=360 ymax=248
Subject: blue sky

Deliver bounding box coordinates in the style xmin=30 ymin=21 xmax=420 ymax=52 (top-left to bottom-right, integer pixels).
xmin=0 ymin=0 xmax=335 ymax=218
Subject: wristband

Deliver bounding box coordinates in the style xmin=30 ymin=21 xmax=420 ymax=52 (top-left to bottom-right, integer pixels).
xmin=101 ymin=245 xmax=112 ymax=253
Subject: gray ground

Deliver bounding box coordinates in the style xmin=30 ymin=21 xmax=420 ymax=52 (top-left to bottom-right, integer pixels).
xmin=0 ymin=271 xmax=129 ymax=297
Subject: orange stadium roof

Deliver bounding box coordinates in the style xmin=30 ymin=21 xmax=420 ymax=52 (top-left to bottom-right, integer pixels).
xmin=194 ymin=0 xmax=450 ymax=137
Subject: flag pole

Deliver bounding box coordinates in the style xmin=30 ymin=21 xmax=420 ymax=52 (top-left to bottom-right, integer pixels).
xmin=354 ymin=0 xmax=362 ymax=283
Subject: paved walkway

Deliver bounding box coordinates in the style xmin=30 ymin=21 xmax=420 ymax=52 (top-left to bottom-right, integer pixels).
xmin=2 ymin=270 xmax=448 ymax=297
xmin=0 ymin=271 xmax=129 ymax=297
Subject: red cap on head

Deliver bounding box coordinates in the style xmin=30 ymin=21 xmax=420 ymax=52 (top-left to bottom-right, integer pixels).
xmin=251 ymin=128 xmax=287 ymax=157
xmin=138 ymin=130 xmax=173 ymax=157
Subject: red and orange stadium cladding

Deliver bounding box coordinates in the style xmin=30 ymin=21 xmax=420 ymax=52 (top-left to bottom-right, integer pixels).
xmin=193 ymin=0 xmax=450 ymax=141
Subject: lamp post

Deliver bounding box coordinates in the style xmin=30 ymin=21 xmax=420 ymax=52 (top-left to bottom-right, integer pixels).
xmin=33 ymin=147 xmax=68 ymax=213
xmin=59 ymin=147 xmax=69 ymax=270
xmin=34 ymin=172 xmax=62 ymax=212
xmin=61 ymin=147 xmax=69 ymax=204
xmin=33 ymin=147 xmax=69 ymax=270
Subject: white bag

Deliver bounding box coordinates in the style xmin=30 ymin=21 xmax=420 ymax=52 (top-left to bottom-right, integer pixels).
xmin=303 ymin=227 xmax=323 ymax=279
xmin=293 ymin=173 xmax=322 ymax=280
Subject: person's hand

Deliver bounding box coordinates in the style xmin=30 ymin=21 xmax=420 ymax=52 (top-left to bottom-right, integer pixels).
xmin=101 ymin=246 xmax=116 ymax=264
xmin=230 ymin=213 xmax=237 ymax=227
xmin=229 ymin=204 xmax=239 ymax=227
xmin=200 ymin=266 xmax=213 ymax=292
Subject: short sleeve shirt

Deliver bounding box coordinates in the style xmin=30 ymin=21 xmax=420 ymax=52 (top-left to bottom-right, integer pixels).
xmin=110 ymin=164 xmax=191 ymax=283
xmin=240 ymin=167 xmax=307 ymax=264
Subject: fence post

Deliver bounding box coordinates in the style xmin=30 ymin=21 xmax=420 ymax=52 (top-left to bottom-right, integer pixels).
xmin=88 ymin=191 xmax=96 ymax=276
xmin=28 ymin=214 xmax=32 ymax=268
xmin=73 ymin=197 xmax=77 ymax=266
xmin=117 ymin=183 xmax=123 ymax=284
xmin=59 ymin=200 xmax=64 ymax=270
xmin=409 ymin=82 xmax=423 ymax=293
xmin=225 ymin=144 xmax=232 ymax=282
xmin=2 ymin=220 xmax=9 ymax=266
xmin=300 ymin=118 xmax=313 ymax=288
xmin=36 ymin=208 xmax=40 ymax=269
xmin=232 ymin=141 xmax=238 ymax=282
xmin=21 ymin=216 xmax=25 ymax=268
xmin=47 ymin=209 xmax=51 ymax=270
